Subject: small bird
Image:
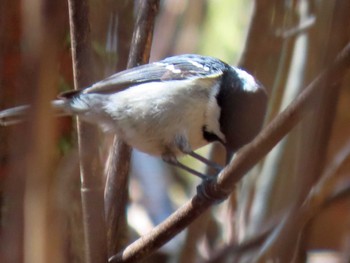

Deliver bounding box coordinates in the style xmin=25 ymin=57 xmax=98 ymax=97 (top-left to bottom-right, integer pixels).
xmin=0 ymin=54 xmax=267 ymax=179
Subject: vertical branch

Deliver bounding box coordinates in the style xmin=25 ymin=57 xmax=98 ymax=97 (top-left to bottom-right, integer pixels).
xmin=115 ymin=1 xmax=134 ymax=72
xmin=67 ymin=0 xmax=107 ymax=262
xmin=126 ymin=0 xmax=160 ymax=67
xmin=224 ymin=0 xmax=295 ymax=243
xmin=19 ymin=0 xmax=66 ymax=262
xmin=293 ymin=1 xmax=350 ymax=261
xmin=295 ymin=0 xmax=350 ymax=202
xmin=104 ymin=0 xmax=160 ymax=257
xmin=239 ymin=0 xmax=286 ymax=93
xmin=239 ymin=1 xmax=305 ymax=239
xmin=0 ymin=1 xmax=25 ymax=262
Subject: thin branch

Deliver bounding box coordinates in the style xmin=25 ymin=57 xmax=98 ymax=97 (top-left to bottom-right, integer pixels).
xmin=203 ymin=221 xmax=275 ymax=263
xmin=322 ymin=182 xmax=350 ymax=209
xmin=105 ymin=139 xmax=132 ymax=256
xmin=293 ymin=163 xmax=350 ymax=262
xmin=109 ymin=42 xmax=350 ymax=263
xmin=104 ymin=0 xmax=160 ymax=257
xmin=277 ymin=15 xmax=316 ymax=39
xmin=303 ymin=139 xmax=350 ymax=219
xmin=126 ymin=0 xmax=160 ymax=67
xmin=253 ymin=139 xmax=350 ymax=261
xmin=67 ymin=0 xmax=107 ymax=262
xmin=0 ymin=1 xmax=25 ymax=262
xmin=239 ymin=1 xmax=287 ymax=93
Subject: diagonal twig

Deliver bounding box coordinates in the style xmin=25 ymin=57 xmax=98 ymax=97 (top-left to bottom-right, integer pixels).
xmin=109 ymin=42 xmax=350 ymax=263
xmin=202 ymin=219 xmax=276 ymax=263
xmin=251 ymin=139 xmax=350 ymax=262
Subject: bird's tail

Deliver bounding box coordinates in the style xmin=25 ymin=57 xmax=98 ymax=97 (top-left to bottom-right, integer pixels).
xmin=0 ymin=100 xmax=69 ymax=126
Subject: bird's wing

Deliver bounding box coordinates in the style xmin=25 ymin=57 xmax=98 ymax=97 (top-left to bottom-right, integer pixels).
xmin=61 ymin=55 xmax=226 ymax=98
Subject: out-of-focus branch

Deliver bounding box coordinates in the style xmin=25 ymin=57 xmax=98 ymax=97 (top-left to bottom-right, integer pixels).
xmin=244 ymin=2 xmax=350 ymax=262
xmin=103 ymin=1 xmax=134 ymax=255
xmin=277 ymin=15 xmax=315 ymax=39
xmin=104 ymin=0 xmax=160 ymax=257
xmin=202 ymin=221 xmax=275 ymax=263
xmin=67 ymin=0 xmax=107 ymax=262
xmin=0 ymin=1 xmax=26 ymax=262
xmin=292 ymin=0 xmax=350 ymax=213
xmin=126 ymin=0 xmax=160 ymax=67
xmin=108 ymin=41 xmax=350 ymax=263
xmin=239 ymin=1 xmax=287 ymax=94
xmin=303 ymin=139 xmax=350 ymax=221
xmin=252 ymin=138 xmax=350 ymax=262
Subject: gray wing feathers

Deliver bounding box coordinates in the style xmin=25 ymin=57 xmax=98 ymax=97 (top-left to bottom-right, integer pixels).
xmin=80 ymin=55 xmax=225 ymax=95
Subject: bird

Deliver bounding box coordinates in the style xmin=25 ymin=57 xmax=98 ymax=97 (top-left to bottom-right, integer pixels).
xmin=0 ymin=54 xmax=267 ymax=179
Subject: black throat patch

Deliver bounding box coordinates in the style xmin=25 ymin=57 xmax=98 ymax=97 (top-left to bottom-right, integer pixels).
xmin=202 ymin=125 xmax=223 ymax=143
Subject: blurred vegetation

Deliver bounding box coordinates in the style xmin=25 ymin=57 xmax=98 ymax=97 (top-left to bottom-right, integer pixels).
xmin=0 ymin=0 xmax=349 ymax=263
xmin=199 ymin=0 xmax=253 ymax=63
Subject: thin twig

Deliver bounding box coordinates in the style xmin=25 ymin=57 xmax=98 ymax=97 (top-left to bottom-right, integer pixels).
xmin=311 ymin=140 xmax=350 ymax=201
xmin=67 ymin=0 xmax=107 ymax=262
xmin=104 ymin=0 xmax=160 ymax=257
xmin=277 ymin=15 xmax=316 ymax=39
xmin=302 ymin=139 xmax=350 ymax=220
xmin=109 ymin=42 xmax=350 ymax=263
xmin=253 ymin=139 xmax=350 ymax=262
xmin=0 ymin=1 xmax=26 ymax=262
xmin=203 ymin=220 xmax=275 ymax=263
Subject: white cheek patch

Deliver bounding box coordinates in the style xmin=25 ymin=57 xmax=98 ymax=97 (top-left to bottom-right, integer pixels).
xmin=235 ymin=68 xmax=259 ymax=92
xmin=205 ymin=83 xmax=226 ymax=142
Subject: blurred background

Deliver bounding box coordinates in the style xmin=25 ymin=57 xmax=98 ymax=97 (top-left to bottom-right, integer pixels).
xmin=0 ymin=0 xmax=350 ymax=262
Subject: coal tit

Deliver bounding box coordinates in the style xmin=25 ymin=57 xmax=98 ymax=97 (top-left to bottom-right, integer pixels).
xmin=0 ymin=54 xmax=267 ymax=178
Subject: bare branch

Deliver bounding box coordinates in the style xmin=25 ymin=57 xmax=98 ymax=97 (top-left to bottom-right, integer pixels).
xmin=253 ymin=139 xmax=350 ymax=261
xmin=67 ymin=0 xmax=107 ymax=262
xmin=203 ymin=220 xmax=275 ymax=263
xmin=303 ymin=139 xmax=350 ymax=217
xmin=277 ymin=15 xmax=316 ymax=39
xmin=104 ymin=0 xmax=160 ymax=257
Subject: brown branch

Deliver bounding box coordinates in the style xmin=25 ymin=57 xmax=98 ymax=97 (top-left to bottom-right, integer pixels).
xmin=239 ymin=1 xmax=287 ymax=93
xmin=104 ymin=0 xmax=160 ymax=257
xmin=282 ymin=144 xmax=350 ymax=261
xmin=292 ymin=0 xmax=350 ymax=211
xmin=277 ymin=15 xmax=316 ymax=39
xmin=0 ymin=1 xmax=26 ymax=262
xmin=67 ymin=0 xmax=107 ymax=262
xmin=302 ymin=139 xmax=350 ymax=221
xmin=203 ymin=221 xmax=275 ymax=263
xmin=109 ymin=42 xmax=350 ymax=263
xmin=245 ymin=3 xmax=350 ymax=261
xmin=126 ymin=1 xmax=160 ymax=68
xmin=253 ymin=139 xmax=350 ymax=262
